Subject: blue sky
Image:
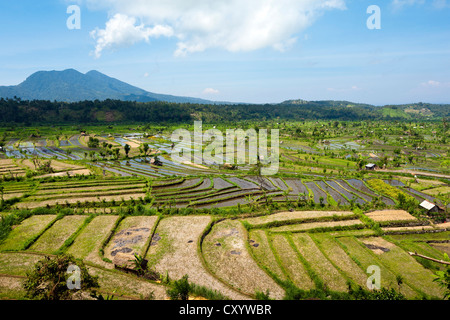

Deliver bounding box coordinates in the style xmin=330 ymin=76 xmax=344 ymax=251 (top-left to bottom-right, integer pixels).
xmin=0 ymin=0 xmax=449 ymax=105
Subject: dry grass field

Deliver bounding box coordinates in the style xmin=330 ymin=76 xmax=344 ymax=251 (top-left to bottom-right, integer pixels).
xmin=202 ymin=219 xmax=285 ymax=299
xmin=0 ymin=215 xmax=56 ymax=251
xmin=0 ymin=211 xmax=449 ymax=300
xmin=365 ymin=210 xmax=417 ymax=222
xmin=104 ymin=215 xmax=158 ymax=262
xmin=28 ymin=215 xmax=86 ymax=253
xmin=145 ymin=216 xmax=249 ymax=300
xmin=268 ymin=219 xmax=364 ymax=233
xmin=270 ymin=234 xmax=315 ymax=290
xmin=291 ymin=233 xmax=349 ymax=291
xmin=243 ymin=210 xmax=355 ymax=227
xmin=248 ymin=230 xmax=287 ymax=281
xmin=66 ymin=215 xmax=120 ymax=265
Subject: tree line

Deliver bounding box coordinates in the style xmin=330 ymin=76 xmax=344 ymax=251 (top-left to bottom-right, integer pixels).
xmin=0 ymin=97 xmax=442 ymax=125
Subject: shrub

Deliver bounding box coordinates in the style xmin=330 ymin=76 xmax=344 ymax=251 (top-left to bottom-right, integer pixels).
xmin=347 ymin=285 xmax=405 ymax=300
xmin=23 ymin=254 xmax=99 ymax=300
xmin=167 ymin=275 xmax=191 ymax=300
xmin=434 ymin=267 xmax=450 ymax=300
xmin=255 ymin=290 xmax=271 ymax=300
xmin=366 ymin=179 xmax=414 ymax=205
xmin=190 ymin=283 xmax=228 ymax=300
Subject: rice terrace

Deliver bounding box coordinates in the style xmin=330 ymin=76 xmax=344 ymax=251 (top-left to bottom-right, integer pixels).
xmin=0 ymin=116 xmax=449 ymax=301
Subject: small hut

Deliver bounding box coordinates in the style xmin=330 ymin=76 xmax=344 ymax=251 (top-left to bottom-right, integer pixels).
xmin=420 ymin=200 xmax=439 ymax=213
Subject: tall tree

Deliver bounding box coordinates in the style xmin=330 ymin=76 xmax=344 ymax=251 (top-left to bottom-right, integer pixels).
xmin=124 ymin=143 xmax=131 ymax=158
xmin=140 ymin=143 xmax=150 ymax=157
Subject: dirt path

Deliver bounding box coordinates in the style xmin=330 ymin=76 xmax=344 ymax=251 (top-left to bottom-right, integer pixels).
xmin=203 ymin=219 xmax=285 ymax=299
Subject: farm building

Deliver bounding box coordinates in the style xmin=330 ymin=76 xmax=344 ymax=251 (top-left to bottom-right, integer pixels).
xmin=419 ymin=200 xmax=444 ymax=213
xmin=365 ymin=163 xmax=377 ymax=170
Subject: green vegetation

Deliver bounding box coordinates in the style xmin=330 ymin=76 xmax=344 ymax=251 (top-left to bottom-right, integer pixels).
xmin=23 ymin=254 xmax=99 ymax=300
xmin=434 ymin=267 xmax=450 ymax=300
xmin=1 ymin=98 xmax=450 ymax=125
xmin=166 ymin=275 xmax=191 ymax=300
xmin=0 ymin=116 xmax=448 ymax=301
xmin=366 ymin=179 xmax=407 ymax=202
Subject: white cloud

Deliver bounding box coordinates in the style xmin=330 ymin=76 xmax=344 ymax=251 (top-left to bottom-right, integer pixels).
xmin=391 ymin=0 xmax=449 ymax=10
xmin=432 ymin=0 xmax=450 ymax=8
xmin=203 ymin=88 xmax=220 ymax=95
xmin=85 ymin=0 xmax=346 ymax=57
xmin=90 ymin=13 xmax=174 ymax=58
xmin=392 ymin=0 xmax=425 ymax=10
xmin=421 ymin=80 xmax=450 ymax=87
xmin=425 ymin=80 xmax=440 ymax=87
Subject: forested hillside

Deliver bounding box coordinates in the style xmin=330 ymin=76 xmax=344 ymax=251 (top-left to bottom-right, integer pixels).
xmin=0 ymin=97 xmax=448 ymax=125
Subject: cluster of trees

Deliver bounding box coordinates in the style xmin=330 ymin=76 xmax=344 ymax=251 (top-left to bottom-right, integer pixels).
xmin=1 ymin=97 xmax=436 ymax=125
xmin=0 ymin=98 xmax=191 ymax=124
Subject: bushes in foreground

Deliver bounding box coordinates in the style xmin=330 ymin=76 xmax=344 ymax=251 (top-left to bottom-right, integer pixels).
xmin=281 ymin=278 xmax=406 ymax=300
xmin=23 ymin=254 xmax=99 ymax=300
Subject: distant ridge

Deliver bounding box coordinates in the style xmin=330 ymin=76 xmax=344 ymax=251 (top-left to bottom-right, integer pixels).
xmin=0 ymin=69 xmax=448 ymax=121
xmin=0 ymin=69 xmax=224 ymax=104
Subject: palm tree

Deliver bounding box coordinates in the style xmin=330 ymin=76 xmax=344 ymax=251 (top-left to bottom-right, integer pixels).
xmin=124 ymin=144 xmax=131 ymax=158
xmin=357 ymin=158 xmax=367 ymax=170
xmin=140 ymin=143 xmax=150 ymax=157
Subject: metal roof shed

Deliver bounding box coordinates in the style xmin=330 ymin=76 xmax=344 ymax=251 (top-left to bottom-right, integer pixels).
xmin=420 ymin=200 xmax=437 ymax=212
xmin=365 ymin=163 xmax=376 ymax=170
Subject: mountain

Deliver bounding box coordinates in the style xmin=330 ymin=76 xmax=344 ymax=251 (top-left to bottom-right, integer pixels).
xmin=1 ymin=69 xmax=448 ymax=121
xmin=0 ymin=69 xmax=217 ymax=104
